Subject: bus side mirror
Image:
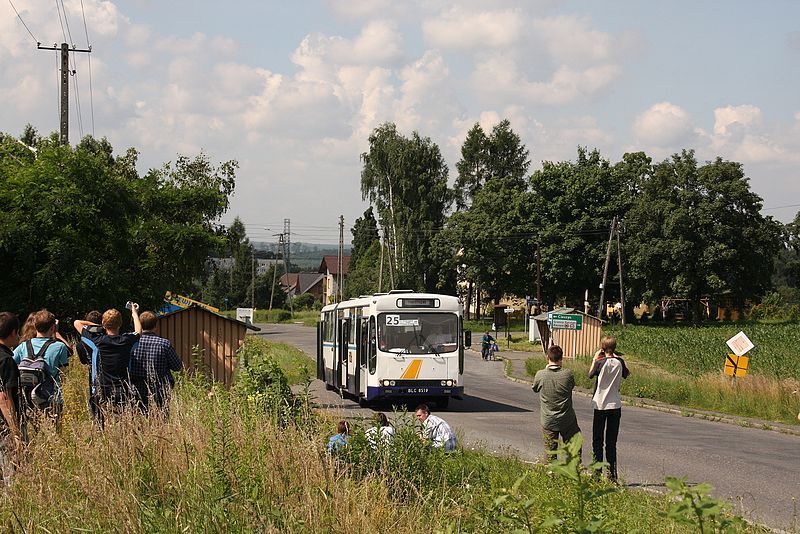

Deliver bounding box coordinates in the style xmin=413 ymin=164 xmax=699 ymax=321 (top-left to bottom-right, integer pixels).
xmin=464 ymin=330 xmax=472 ymax=348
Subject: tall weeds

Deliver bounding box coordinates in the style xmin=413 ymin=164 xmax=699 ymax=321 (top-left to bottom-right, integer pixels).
xmin=0 ymin=341 xmax=760 ymax=532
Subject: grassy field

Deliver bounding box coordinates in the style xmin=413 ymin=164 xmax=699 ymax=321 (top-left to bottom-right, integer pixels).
xmin=222 ymin=308 xmax=319 ymax=327
xmin=0 ymin=338 xmax=759 ymax=532
xmin=522 ymin=322 xmax=800 ymax=425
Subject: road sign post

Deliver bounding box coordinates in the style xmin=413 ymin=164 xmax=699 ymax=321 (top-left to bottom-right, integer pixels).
xmin=724 ymin=332 xmax=754 ymax=381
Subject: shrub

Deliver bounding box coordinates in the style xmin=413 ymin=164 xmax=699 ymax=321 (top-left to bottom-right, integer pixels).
xmin=292 ymin=293 xmax=316 ymax=310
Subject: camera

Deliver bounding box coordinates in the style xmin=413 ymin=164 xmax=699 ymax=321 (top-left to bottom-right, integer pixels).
xmin=125 ymin=301 xmax=133 ymax=310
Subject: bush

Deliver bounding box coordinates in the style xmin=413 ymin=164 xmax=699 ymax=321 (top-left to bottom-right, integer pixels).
xmin=291 ymin=293 xmax=316 ymax=310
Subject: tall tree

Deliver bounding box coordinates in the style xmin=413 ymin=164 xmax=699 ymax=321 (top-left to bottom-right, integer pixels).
xmin=360 ymin=123 xmax=452 ymax=291
xmin=454 ymin=123 xmax=490 ymax=210
xmin=448 ymin=119 xmax=532 ymax=304
xmin=0 ymin=130 xmax=236 ymax=317
xmin=350 ymin=206 xmax=379 ymax=268
xmin=529 ymin=147 xmax=638 ymax=306
xmin=624 ymin=150 xmax=781 ymax=318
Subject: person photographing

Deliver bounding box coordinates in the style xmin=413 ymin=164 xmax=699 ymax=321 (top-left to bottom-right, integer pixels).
xmin=588 ymin=335 xmax=629 ymax=481
xmin=74 ymin=303 xmax=142 ymax=421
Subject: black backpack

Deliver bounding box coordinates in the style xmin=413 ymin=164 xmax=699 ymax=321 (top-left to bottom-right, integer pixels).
xmin=18 ymin=339 xmax=57 ymax=409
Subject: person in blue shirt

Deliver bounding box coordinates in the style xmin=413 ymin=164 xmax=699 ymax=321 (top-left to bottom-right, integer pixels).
xmin=12 ymin=309 xmax=70 ymax=420
xmin=327 ymin=420 xmax=349 ymax=453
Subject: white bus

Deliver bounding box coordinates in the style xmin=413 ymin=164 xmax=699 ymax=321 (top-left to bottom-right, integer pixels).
xmin=316 ymin=290 xmax=471 ymax=409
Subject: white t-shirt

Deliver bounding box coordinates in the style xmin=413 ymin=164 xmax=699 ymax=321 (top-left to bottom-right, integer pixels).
xmin=365 ymin=425 xmax=395 ymax=446
xmin=589 ymin=355 xmax=629 ymax=410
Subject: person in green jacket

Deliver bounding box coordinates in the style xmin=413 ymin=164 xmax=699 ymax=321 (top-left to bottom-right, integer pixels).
xmin=532 ymin=345 xmax=581 ymax=462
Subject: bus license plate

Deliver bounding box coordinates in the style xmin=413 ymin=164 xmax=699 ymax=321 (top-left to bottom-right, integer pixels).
xmin=406 ymin=388 xmax=429 ymax=394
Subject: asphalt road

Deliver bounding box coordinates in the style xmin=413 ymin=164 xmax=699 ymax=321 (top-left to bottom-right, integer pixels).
xmin=255 ymin=323 xmax=800 ymax=530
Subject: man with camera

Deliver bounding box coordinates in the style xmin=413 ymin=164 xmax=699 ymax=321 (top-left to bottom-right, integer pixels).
xmin=74 ymin=304 xmax=142 ymax=419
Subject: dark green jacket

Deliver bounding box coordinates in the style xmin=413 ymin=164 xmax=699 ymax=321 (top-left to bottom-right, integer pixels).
xmin=532 ymin=364 xmax=578 ymax=431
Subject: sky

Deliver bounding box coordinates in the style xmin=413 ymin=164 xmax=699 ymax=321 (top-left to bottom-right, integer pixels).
xmin=3 ymin=0 xmax=800 ymax=245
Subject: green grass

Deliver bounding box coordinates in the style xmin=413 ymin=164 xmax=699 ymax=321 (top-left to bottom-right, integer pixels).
xmin=237 ymin=337 xmax=312 ymax=385
xmin=222 ymin=308 xmax=320 ymax=326
xmin=0 ymin=339 xmax=760 ymax=532
xmin=525 ymin=352 xmax=800 ymax=425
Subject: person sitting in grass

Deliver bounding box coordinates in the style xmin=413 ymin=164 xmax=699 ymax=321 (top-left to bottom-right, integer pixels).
xmin=415 ymin=404 xmax=457 ymax=451
xmin=327 ymin=420 xmax=349 ymax=453
xmin=365 ymin=412 xmax=395 ymax=447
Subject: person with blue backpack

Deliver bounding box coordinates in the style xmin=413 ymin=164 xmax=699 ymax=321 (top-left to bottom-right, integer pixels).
xmin=74 ymin=305 xmax=142 ymax=423
xmin=12 ymin=309 xmax=69 ymax=424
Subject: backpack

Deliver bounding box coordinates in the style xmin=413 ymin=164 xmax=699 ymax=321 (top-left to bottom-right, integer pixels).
xmin=18 ymin=339 xmax=57 ymax=409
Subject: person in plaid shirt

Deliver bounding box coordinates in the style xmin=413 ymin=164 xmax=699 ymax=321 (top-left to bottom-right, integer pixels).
xmin=129 ymin=311 xmax=182 ymax=415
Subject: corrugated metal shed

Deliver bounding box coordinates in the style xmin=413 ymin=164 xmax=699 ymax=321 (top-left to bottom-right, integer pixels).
xmin=532 ymin=307 xmax=603 ymax=359
xmin=154 ymin=305 xmax=260 ymax=386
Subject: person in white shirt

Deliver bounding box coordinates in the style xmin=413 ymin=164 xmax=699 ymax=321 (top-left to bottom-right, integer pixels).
xmin=365 ymin=412 xmax=395 ymax=447
xmin=415 ymin=404 xmax=456 ymax=451
xmin=588 ymin=336 xmax=630 ymax=481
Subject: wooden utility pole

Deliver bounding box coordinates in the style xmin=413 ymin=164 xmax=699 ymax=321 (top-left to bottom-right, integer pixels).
xmin=536 ymin=241 xmax=542 ymax=304
xmin=616 ymin=221 xmax=627 ymax=326
xmin=598 ymin=216 xmax=616 ymax=319
xmin=38 ymin=43 xmax=91 ymax=145
xmin=250 ymin=255 xmax=255 ymax=308
xmin=597 ymin=216 xmax=627 ymax=325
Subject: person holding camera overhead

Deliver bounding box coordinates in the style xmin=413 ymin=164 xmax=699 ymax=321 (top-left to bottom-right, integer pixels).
xmin=588 ymin=335 xmax=629 ymax=482
xmin=74 ymin=303 xmax=142 ymax=423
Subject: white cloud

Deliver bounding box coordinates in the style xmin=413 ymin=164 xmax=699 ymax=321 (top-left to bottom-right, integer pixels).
xmin=531 ymin=15 xmax=612 ymax=66
xmin=633 ymin=102 xmax=697 ymax=147
xmin=473 ymin=56 xmax=620 ymax=106
xmin=713 ymin=105 xmax=762 ymax=137
xmin=423 ymin=7 xmax=525 ymax=50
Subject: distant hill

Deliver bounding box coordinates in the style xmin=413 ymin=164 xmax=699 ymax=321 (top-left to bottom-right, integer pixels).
xmin=252 ymin=241 xmax=351 ymax=272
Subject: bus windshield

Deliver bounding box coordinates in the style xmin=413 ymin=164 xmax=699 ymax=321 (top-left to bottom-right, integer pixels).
xmin=378 ymin=312 xmax=459 ymax=354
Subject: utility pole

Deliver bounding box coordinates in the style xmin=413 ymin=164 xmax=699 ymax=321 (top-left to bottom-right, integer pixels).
xmin=251 ymin=255 xmax=255 ymax=308
xmin=337 ymin=215 xmax=344 ymax=302
xmin=536 ymin=241 xmax=542 ymax=304
xmin=38 ymin=43 xmax=91 ymax=145
xmin=268 ymin=250 xmax=278 ymax=310
xmin=597 ymin=216 xmax=627 ymax=326
xmin=283 ymin=218 xmax=291 ymax=273
xmin=281 ymin=232 xmax=294 ymax=317
xmin=598 ymin=216 xmax=616 ymax=319
xmin=616 ymin=221 xmax=627 ymax=326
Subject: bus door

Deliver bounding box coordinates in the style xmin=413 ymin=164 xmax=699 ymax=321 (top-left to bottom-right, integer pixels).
xmin=353 ymin=317 xmax=369 ymax=396
xmin=336 ymin=318 xmax=350 ymax=390
xmin=316 ymin=321 xmax=324 ymax=380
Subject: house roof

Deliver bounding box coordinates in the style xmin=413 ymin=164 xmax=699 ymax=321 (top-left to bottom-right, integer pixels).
xmin=319 ymin=255 xmax=350 ymax=275
xmin=159 ymin=304 xmax=261 ymax=331
xmin=281 ymin=272 xmax=324 ymax=294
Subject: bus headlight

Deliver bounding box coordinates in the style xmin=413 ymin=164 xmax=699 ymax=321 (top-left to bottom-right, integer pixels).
xmin=440 ymin=380 xmax=447 ymax=386
xmin=389 ymin=380 xmax=396 ymax=386
xmin=446 ymin=380 xmax=453 ymax=386
xmin=381 ymin=379 xmax=389 ymax=386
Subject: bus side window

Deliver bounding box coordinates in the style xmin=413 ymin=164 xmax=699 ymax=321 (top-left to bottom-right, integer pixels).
xmin=368 ymin=316 xmax=377 ymax=374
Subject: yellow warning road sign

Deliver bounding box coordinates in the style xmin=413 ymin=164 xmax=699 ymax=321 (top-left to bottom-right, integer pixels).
xmin=724 ymin=353 xmax=749 ymax=378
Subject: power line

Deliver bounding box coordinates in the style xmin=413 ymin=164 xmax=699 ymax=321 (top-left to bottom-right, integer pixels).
xmin=54 ymin=0 xmax=67 ymax=43
xmin=79 ymin=0 xmax=95 ymax=135
xmin=8 ymin=0 xmax=39 ymax=44
xmin=762 ymin=202 xmax=800 ymax=212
